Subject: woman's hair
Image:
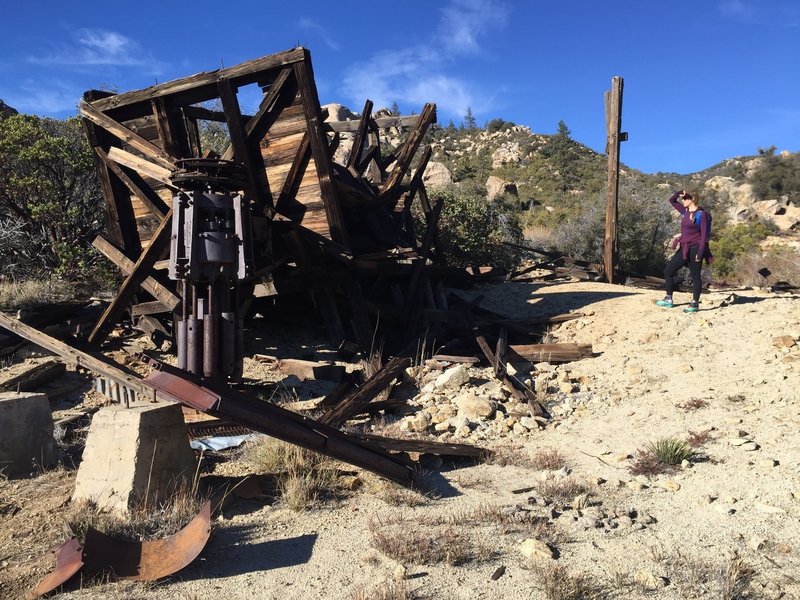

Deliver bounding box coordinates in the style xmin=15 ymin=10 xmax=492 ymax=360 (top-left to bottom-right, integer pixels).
xmin=684 ymin=192 xmax=694 ymax=201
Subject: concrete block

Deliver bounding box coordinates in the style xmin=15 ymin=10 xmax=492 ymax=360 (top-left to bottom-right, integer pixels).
xmin=0 ymin=392 xmax=57 ymax=475
xmin=73 ymin=401 xmax=197 ymax=514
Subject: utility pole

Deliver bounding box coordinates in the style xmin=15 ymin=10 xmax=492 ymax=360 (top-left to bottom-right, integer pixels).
xmin=603 ymin=76 xmax=626 ymax=283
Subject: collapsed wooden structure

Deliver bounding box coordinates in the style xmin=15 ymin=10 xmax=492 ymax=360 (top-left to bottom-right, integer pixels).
xmin=0 ymin=48 xmax=603 ymax=490
xmin=78 ymin=46 xmax=443 ymax=355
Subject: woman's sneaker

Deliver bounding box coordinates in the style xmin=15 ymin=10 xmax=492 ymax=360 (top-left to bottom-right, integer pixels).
xmin=683 ymin=301 xmax=699 ymax=313
xmin=655 ymin=297 xmax=673 ymax=308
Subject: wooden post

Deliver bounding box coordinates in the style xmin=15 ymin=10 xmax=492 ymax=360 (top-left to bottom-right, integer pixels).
xmin=603 ymin=76 xmax=624 ymax=284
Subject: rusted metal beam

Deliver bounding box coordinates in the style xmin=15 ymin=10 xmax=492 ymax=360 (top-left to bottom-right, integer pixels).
xmin=141 ymin=358 xmax=416 ymax=487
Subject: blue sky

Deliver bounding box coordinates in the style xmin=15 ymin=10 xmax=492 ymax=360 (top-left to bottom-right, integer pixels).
xmin=1 ymin=0 xmax=798 ymax=174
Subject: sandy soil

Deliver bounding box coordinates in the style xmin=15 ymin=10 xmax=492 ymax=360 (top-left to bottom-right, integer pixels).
xmin=2 ymin=279 xmax=800 ymax=600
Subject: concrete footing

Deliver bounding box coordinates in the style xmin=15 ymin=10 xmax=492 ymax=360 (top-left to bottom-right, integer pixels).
xmin=72 ymin=401 xmax=197 ymax=514
xmin=0 ymin=391 xmax=57 ymax=475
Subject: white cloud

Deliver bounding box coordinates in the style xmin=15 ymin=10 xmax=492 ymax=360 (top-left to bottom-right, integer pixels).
xmin=28 ymin=29 xmax=165 ymax=74
xmin=4 ymin=80 xmax=81 ymax=114
xmin=299 ymin=18 xmax=340 ymax=51
xmin=340 ymin=0 xmax=507 ymax=120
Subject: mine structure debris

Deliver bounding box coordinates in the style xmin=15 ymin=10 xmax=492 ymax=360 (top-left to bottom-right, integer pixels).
xmin=0 ymin=47 xmax=601 ymax=497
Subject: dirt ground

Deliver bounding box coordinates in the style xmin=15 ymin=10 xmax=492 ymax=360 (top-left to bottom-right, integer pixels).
xmin=1 ymin=278 xmax=799 ymax=600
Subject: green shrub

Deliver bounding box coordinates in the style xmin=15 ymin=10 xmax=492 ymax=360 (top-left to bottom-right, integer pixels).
xmin=420 ymin=185 xmax=522 ymax=269
xmin=710 ymin=219 xmax=775 ymax=280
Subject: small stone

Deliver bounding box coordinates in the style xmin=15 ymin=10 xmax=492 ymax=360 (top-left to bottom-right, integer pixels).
xmin=772 ymin=335 xmax=796 ymax=349
xmin=748 ymin=537 xmax=768 ymax=551
xmin=634 ymin=570 xmax=667 ymax=590
xmin=741 ymin=441 xmax=760 ymax=451
xmin=714 ymin=504 xmax=735 ymax=515
xmin=518 ymin=538 xmax=554 ymax=560
xmin=617 ymin=515 xmax=634 ymax=528
xmin=434 ymin=365 xmax=470 ymax=391
xmin=612 ymin=453 xmax=631 ymax=463
xmin=576 ymin=516 xmax=601 ymax=529
xmin=393 ymin=564 xmax=408 ymax=581
xmin=627 ymin=481 xmax=646 ymax=492
xmin=701 ymin=495 xmax=714 ymax=505
xmin=755 ymin=502 xmax=786 ymax=515
xmin=681 ymin=459 xmax=692 ymax=469
xmin=723 ymin=496 xmax=738 ymax=504
xmin=660 ymin=480 xmax=681 ymax=492
xmin=572 ymin=494 xmax=589 ymax=510
xmin=760 ymin=458 xmax=778 ymax=468
xmin=729 ymin=437 xmax=749 ymax=446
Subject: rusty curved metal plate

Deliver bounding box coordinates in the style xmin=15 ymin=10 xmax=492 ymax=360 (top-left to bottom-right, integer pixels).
xmin=82 ymin=500 xmax=211 ymax=580
xmin=27 ymin=538 xmax=84 ymax=599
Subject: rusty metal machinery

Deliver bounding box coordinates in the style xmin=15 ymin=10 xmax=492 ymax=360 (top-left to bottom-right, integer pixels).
xmin=168 ymin=159 xmax=254 ymax=382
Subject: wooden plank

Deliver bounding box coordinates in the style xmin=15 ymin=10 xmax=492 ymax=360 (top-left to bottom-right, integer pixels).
xmin=276 ymin=131 xmax=311 ymax=210
xmin=95 ymin=148 xmax=169 ymax=218
xmin=346 ymin=99 xmax=373 ymax=172
xmin=507 ymin=343 xmax=593 ymax=363
xmin=352 ymin=433 xmax=486 ymax=458
xmin=319 ymin=356 xmax=411 ymax=426
xmin=79 ymin=100 xmax=176 ymax=170
xmin=0 ymin=312 xmax=150 ymax=398
xmin=107 ymin=146 xmax=174 ymax=187
xmin=217 ymin=78 xmax=267 ymax=208
xmin=495 ymin=327 xmax=508 ymax=378
xmin=88 ymin=210 xmax=174 ymax=348
xmin=0 ymin=359 xmax=66 ymax=392
xmin=89 ymin=48 xmax=307 ymax=119
xmin=402 ymin=198 xmax=442 ymax=332
xmin=150 ymin=97 xmax=181 ymax=158
xmin=380 ymin=103 xmax=436 ymax=199
xmin=92 ymin=236 xmax=180 ymax=311
xmin=81 ymin=109 xmax=140 ymax=255
xmin=293 ymin=55 xmax=348 ymax=244
xmin=472 ymin=326 xmax=550 ymax=419
xmin=325 ymin=114 xmax=421 ymax=133
xmin=131 ymin=301 xmax=171 ymax=317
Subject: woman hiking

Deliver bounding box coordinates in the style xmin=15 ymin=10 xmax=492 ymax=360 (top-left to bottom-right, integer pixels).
xmin=656 ymin=190 xmax=714 ymax=313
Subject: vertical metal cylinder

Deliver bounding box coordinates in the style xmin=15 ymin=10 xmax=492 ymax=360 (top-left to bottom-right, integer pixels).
xmin=220 ymin=311 xmax=236 ymax=376
xmin=176 ymin=320 xmax=187 ymax=371
xmin=203 ymin=280 xmax=218 ymax=379
xmin=187 ymin=317 xmax=203 ymax=375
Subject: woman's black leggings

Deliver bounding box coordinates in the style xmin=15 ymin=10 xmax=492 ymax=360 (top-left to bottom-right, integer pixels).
xmin=664 ymin=246 xmax=702 ymax=302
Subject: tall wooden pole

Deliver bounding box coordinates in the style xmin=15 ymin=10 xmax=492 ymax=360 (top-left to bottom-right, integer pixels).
xmin=603 ymin=76 xmax=624 ymax=283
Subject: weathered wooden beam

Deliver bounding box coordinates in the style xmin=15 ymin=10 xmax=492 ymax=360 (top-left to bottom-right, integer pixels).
xmin=346 ymin=99 xmax=373 ymax=172
xmin=507 ymin=343 xmax=593 ymax=363
xmin=473 ymin=326 xmax=549 ymax=419
xmin=88 ymin=48 xmax=307 ymax=120
xmin=293 ymin=54 xmax=348 ymax=245
xmin=81 ymin=105 xmax=140 ymax=255
xmin=0 ymin=312 xmax=150 ymax=398
xmin=0 ymin=359 xmax=65 ymax=392
xmin=150 ymin=97 xmax=181 ymax=158
xmin=220 ymin=67 xmax=295 ymax=162
xmin=276 ymin=131 xmax=311 ymax=209
xmin=352 ymin=433 xmax=486 ymax=459
xmin=217 ymin=78 xmax=267 ymax=208
xmin=319 ymin=356 xmax=411 ymax=426
xmin=88 ymin=210 xmax=174 ymax=348
xmin=107 ymin=146 xmax=175 ymax=187
xmin=495 ymin=327 xmax=508 ymax=378
xmin=95 ymin=148 xmax=169 ymax=218
xmin=380 ymin=103 xmax=436 ymax=199
xmin=92 ymin=236 xmax=180 ymax=311
xmin=325 ymin=114 xmax=421 ymax=133
xmin=79 ymin=100 xmax=176 ymax=171
xmin=131 ymin=301 xmax=171 ymax=317
xmin=402 ymin=198 xmax=443 ymax=332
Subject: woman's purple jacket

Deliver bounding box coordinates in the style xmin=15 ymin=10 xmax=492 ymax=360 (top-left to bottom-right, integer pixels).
xmin=668 ymin=192 xmax=714 ymax=264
